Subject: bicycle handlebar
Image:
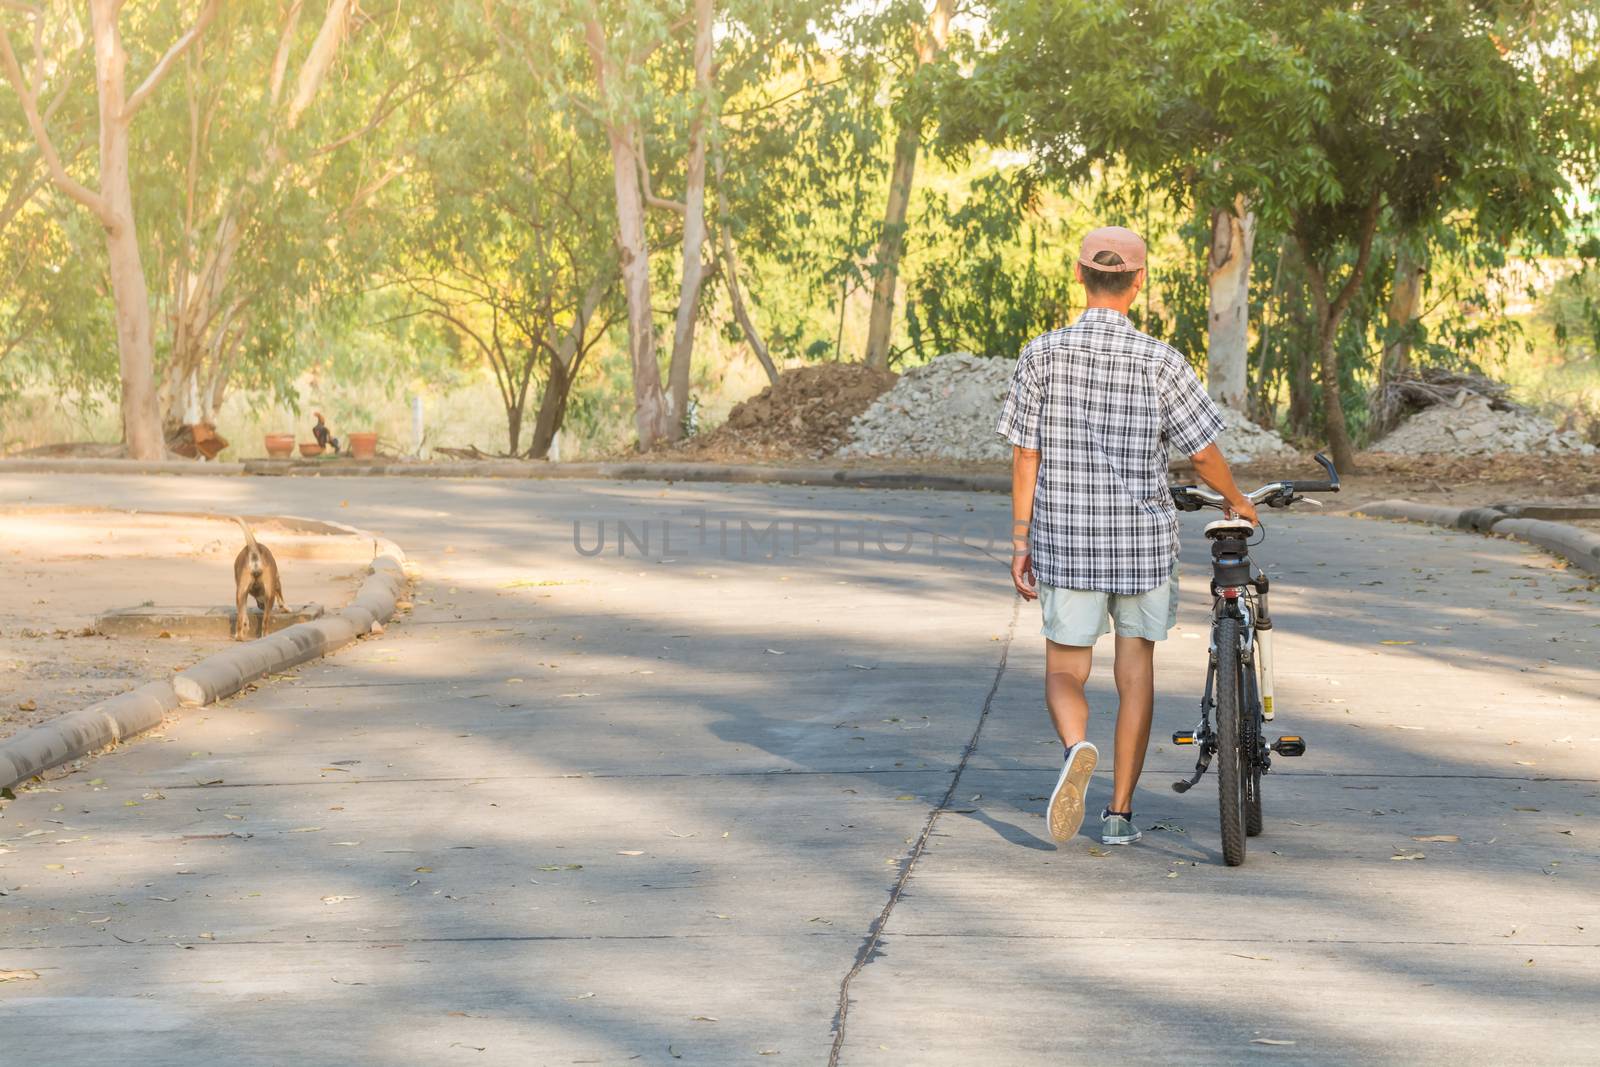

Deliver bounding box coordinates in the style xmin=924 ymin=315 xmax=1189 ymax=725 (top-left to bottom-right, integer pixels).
xmin=1170 ymin=452 xmax=1340 ymax=512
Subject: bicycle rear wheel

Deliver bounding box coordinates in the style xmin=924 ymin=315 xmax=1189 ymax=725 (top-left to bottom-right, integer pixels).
xmin=1214 ymin=616 xmax=1247 ymax=866
xmin=1245 ymin=646 xmax=1264 ymax=836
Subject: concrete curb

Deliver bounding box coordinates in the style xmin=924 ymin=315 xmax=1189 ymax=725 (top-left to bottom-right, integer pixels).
xmin=1491 ymin=517 xmax=1600 ymax=575
xmin=0 ymin=680 xmax=180 ymax=792
xmin=0 ymin=519 xmax=409 ymax=791
xmin=3 ymin=456 xmax=1012 ymax=493
xmin=1357 ymin=499 xmax=1600 ymax=578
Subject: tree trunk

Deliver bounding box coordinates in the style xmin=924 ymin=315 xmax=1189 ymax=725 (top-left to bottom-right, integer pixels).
xmin=505 ymin=401 xmax=524 ymax=456
xmin=1315 ymin=323 xmax=1356 ymax=472
xmin=1382 ymin=244 xmax=1425 ymax=384
xmin=586 ymin=18 xmax=670 ymax=451
xmin=1287 ymin=340 xmax=1314 ymax=436
xmin=664 ymin=0 xmax=713 ymax=439
xmin=527 ymin=355 xmax=569 ymax=460
xmin=713 ymin=148 xmax=777 ymax=385
xmin=1206 ymin=196 xmax=1254 ymax=410
xmin=1293 ymin=193 xmax=1381 ymax=474
xmin=862 ymin=0 xmax=955 ymax=370
xmin=91 ymin=4 xmax=163 ymax=460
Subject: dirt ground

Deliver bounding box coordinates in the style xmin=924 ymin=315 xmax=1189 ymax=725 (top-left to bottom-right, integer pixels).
xmin=0 ymin=510 xmax=371 ymax=742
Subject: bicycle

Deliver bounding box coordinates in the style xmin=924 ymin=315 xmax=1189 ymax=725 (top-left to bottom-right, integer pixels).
xmin=1166 ymin=452 xmax=1341 ymax=866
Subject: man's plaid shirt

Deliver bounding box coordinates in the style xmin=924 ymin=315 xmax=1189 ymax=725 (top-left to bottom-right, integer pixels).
xmin=996 ymin=307 xmax=1224 ymax=595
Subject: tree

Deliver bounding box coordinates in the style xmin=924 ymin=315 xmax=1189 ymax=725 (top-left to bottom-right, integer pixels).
xmin=142 ymin=1 xmax=481 ymax=437
xmin=391 ymin=17 xmax=618 ymax=457
xmin=861 ymin=0 xmax=955 ymax=370
xmin=2 ymin=0 xmax=221 ymax=458
xmin=951 ymin=0 xmax=1586 ymax=470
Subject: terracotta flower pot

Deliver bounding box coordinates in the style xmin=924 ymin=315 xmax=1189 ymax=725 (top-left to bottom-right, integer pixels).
xmin=348 ymin=431 xmax=378 ymax=460
xmin=264 ymin=433 xmax=294 ymax=459
xmin=299 ymin=442 xmax=325 ymax=458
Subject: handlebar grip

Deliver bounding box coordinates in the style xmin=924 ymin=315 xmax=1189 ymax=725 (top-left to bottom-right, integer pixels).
xmin=1287 ymin=480 xmax=1338 ymax=493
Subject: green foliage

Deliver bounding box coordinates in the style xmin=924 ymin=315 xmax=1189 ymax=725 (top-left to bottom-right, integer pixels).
xmin=904 ymin=170 xmax=1077 ymax=358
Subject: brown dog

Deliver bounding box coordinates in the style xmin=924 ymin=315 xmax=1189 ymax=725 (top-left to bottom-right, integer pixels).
xmin=233 ymin=517 xmax=286 ymax=641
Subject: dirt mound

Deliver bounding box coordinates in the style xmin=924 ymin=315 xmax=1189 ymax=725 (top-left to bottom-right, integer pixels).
xmin=682 ymin=363 xmax=898 ymax=460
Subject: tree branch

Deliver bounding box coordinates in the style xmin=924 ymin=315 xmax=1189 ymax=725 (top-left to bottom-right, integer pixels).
xmin=287 ymin=0 xmax=354 ymax=129
xmin=123 ymin=0 xmax=221 ymax=120
xmin=0 ymin=22 xmax=111 ymax=224
xmin=635 ymin=130 xmax=686 ymax=214
xmin=267 ymin=0 xmax=306 ymax=107
xmin=1328 ymin=190 xmax=1384 ymax=327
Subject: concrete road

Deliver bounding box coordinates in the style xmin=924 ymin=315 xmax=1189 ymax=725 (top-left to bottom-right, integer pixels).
xmin=1 ymin=473 xmax=1596 ymax=1066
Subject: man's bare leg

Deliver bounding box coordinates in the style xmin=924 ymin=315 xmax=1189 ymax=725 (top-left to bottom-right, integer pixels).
xmin=1044 ymin=640 xmax=1093 ymax=746
xmin=1110 ymin=635 xmax=1156 ymax=811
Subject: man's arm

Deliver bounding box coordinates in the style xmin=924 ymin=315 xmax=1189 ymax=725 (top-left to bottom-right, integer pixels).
xmin=1011 ymin=445 xmax=1040 ymax=600
xmin=1191 ymin=442 xmax=1259 ymax=524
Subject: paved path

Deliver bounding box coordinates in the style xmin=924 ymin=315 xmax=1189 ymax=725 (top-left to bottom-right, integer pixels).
xmin=1 ymin=473 xmax=1596 ymax=1065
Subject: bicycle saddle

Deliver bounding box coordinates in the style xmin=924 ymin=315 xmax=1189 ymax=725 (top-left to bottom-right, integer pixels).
xmin=1204 ymin=518 xmax=1256 ymax=539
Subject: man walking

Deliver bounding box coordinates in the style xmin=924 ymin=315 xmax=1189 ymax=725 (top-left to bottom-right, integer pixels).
xmin=996 ymin=225 xmax=1258 ymax=846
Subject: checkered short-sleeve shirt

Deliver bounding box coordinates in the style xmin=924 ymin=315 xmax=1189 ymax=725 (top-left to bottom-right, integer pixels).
xmin=995 ymin=307 xmax=1224 ymax=594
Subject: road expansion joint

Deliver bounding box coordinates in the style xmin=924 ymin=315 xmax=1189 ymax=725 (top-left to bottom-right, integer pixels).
xmin=826 ymin=598 xmax=1020 ymax=1066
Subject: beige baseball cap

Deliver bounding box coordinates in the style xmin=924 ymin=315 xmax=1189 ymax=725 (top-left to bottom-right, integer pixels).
xmin=1078 ymin=226 xmax=1147 ymax=272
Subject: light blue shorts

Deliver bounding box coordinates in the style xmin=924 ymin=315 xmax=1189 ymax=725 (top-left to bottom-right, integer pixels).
xmin=1038 ymin=563 xmax=1180 ymax=646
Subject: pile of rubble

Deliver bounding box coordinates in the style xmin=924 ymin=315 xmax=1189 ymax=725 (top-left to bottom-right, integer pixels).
xmin=838 ymin=353 xmax=1014 ymax=462
xmin=681 ymin=363 xmax=898 ymax=460
xmin=1208 ymin=405 xmax=1298 ymax=463
xmin=836 ymin=351 xmax=1300 ymax=464
xmin=1372 ymin=391 xmax=1597 ymax=457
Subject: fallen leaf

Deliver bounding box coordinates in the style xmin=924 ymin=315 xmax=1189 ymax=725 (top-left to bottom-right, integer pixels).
xmin=321 ymin=895 xmax=358 ymax=904
xmin=691 ymin=1015 xmax=718 ymax=1022
xmin=285 ymin=826 xmax=324 ymax=833
xmin=617 ymin=850 xmax=644 ymax=856
xmin=764 ymin=648 xmax=785 ymax=655
xmin=1391 ymin=852 xmax=1426 ymax=861
xmin=570 ymin=992 xmax=596 ymax=1000
xmin=16 ymin=699 xmax=36 ymax=711
xmin=1379 ymin=640 xmax=1414 ymax=646
xmin=0 ymin=969 xmax=40 ymax=982
xmin=1252 ymin=1038 xmax=1295 ymax=1046
xmin=1412 ymin=834 xmax=1459 ymax=843
xmin=414 ymin=866 xmax=433 ymax=873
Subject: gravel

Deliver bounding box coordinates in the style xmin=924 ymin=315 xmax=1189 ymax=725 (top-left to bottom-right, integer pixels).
xmin=1207 ymin=404 xmax=1298 ymax=463
xmin=839 ymin=353 xmax=1014 ymax=462
xmin=837 ymin=351 xmax=1300 ymax=464
xmin=1372 ymin=392 xmax=1597 ymax=457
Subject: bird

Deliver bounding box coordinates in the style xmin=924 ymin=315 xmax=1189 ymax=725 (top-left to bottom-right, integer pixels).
xmin=312 ymin=412 xmax=340 ymax=453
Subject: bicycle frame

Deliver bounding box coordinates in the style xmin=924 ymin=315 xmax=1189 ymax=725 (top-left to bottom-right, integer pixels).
xmin=1173 ymin=574 xmax=1271 ymax=792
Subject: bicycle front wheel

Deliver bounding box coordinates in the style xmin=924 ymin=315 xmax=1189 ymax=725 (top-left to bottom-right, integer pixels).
xmin=1214 ymin=616 xmax=1247 ymax=866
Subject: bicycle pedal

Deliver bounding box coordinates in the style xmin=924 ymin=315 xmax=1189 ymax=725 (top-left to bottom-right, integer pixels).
xmin=1271 ymin=735 xmax=1306 ymax=757
xmin=1172 ymin=731 xmax=1196 ymax=745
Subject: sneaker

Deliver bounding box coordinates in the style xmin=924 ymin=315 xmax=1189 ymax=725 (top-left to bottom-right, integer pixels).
xmin=1101 ymin=808 xmax=1142 ymax=845
xmin=1047 ymin=741 xmax=1098 ymax=842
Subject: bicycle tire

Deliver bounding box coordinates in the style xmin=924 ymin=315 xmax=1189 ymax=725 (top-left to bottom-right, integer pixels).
xmin=1214 ymin=616 xmax=1247 ymax=866
xmin=1245 ymin=644 xmax=1264 ymax=837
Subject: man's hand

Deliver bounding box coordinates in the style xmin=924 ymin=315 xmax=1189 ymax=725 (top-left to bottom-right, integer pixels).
xmin=1191 ymin=443 xmax=1259 ymax=526
xmin=1011 ymin=545 xmax=1038 ymax=600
